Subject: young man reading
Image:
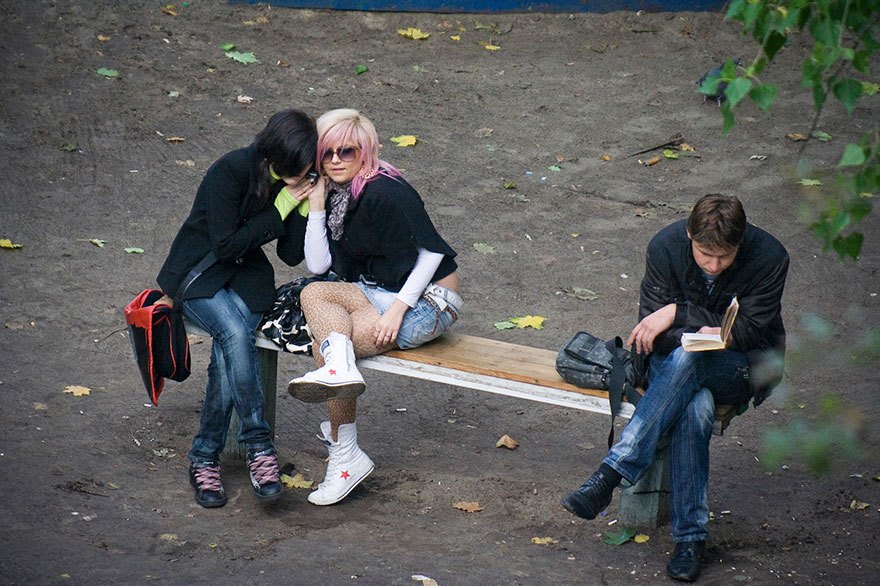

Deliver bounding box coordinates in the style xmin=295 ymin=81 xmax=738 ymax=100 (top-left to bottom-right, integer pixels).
xmin=561 ymin=194 xmax=789 ymax=582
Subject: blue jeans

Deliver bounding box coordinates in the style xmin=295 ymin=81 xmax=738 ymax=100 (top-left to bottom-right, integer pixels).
xmin=182 ymin=288 xmax=273 ymax=464
xmin=603 ymin=347 xmax=752 ymax=543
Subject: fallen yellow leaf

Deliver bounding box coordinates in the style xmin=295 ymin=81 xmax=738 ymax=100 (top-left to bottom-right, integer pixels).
xmin=639 ymin=155 xmax=661 ymax=166
xmin=496 ymin=434 xmax=519 ymax=449
xmin=161 ymin=5 xmax=177 ymax=17
xmin=680 ymin=143 xmax=696 ymax=152
xmin=390 ymin=135 xmax=418 ymax=147
xmin=97 ymin=34 xmax=111 ymax=42
xmin=453 ymin=501 xmax=484 ymax=513
xmin=398 ymin=27 xmax=431 ymax=40
xmin=634 ymin=534 xmax=650 ymax=543
xmin=785 ymin=133 xmax=808 ymax=142
xmin=850 ymin=499 xmax=870 ymax=510
xmin=599 ymin=154 xmax=611 ymax=161
xmin=159 ymin=533 xmax=179 ymax=542
xmin=1 ymin=238 xmax=23 ymax=249
xmin=483 ymin=42 xmax=501 ymax=51
xmin=166 ymin=136 xmax=186 ymax=143
xmin=281 ymin=472 xmax=314 ymax=489
xmin=531 ymin=536 xmax=559 ymax=545
xmin=509 ymin=315 xmax=545 ymax=330
xmin=63 ymin=385 xmax=91 ymax=397
xmin=450 ymin=35 xmax=461 ymax=41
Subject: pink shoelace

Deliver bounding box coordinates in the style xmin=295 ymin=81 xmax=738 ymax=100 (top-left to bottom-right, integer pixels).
xmin=248 ymin=453 xmax=280 ymax=485
xmin=192 ymin=465 xmax=223 ymax=491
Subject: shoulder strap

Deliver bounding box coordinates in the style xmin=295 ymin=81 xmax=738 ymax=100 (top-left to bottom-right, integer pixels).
xmin=173 ymin=251 xmax=217 ymax=311
xmin=605 ymin=337 xmax=626 ymax=449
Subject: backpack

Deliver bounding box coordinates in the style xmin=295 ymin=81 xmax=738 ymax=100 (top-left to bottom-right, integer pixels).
xmin=555 ymin=331 xmax=647 ymax=448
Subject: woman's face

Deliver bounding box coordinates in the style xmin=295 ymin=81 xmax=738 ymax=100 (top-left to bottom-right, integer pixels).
xmin=320 ymin=144 xmax=362 ymax=184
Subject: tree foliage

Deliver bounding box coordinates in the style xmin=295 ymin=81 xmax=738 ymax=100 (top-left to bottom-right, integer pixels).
xmin=700 ymin=0 xmax=879 ymax=259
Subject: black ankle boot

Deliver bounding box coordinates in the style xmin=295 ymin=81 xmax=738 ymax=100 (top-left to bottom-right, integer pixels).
xmin=560 ymin=467 xmax=620 ymax=520
xmin=666 ymin=541 xmax=706 ymax=582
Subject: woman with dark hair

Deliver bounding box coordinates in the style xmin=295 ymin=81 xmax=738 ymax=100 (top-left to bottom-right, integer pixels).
xmin=157 ymin=109 xmax=318 ymax=508
xmin=287 ymin=108 xmax=462 ymax=506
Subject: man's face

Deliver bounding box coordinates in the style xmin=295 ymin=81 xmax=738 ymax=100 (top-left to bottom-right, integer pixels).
xmin=691 ymin=240 xmax=739 ymax=277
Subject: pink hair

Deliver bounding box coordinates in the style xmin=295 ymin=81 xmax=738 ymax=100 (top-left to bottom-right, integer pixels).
xmin=316 ymin=108 xmax=400 ymax=199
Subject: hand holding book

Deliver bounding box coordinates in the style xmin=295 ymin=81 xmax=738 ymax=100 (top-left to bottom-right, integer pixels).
xmin=681 ymin=296 xmax=739 ymax=352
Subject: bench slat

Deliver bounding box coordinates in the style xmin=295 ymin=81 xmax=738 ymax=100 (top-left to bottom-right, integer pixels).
xmin=381 ymin=333 xmax=612 ymax=400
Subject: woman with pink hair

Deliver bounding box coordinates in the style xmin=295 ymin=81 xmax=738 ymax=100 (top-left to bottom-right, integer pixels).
xmin=288 ymin=108 xmax=462 ymax=506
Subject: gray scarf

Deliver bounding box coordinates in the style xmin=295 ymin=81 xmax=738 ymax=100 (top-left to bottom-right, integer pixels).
xmin=327 ymin=181 xmax=353 ymax=241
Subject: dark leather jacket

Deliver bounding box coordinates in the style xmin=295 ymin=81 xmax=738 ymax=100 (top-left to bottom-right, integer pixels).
xmin=639 ymin=219 xmax=789 ymax=406
xmin=157 ymin=145 xmax=307 ymax=312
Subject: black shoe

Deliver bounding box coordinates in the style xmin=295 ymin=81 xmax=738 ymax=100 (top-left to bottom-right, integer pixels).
xmin=560 ymin=469 xmax=618 ymax=519
xmin=666 ymin=541 xmax=706 ymax=582
xmin=247 ymin=449 xmax=284 ymax=503
xmin=189 ymin=461 xmax=227 ymax=508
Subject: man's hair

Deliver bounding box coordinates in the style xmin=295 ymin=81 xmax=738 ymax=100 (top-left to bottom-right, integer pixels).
xmin=687 ymin=193 xmax=747 ymax=250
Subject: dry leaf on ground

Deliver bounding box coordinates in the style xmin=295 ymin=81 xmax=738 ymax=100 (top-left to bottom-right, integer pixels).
xmin=496 ymin=434 xmax=519 ymax=449
xmin=63 ymin=385 xmax=91 ymax=397
xmin=453 ymin=501 xmax=484 ymax=513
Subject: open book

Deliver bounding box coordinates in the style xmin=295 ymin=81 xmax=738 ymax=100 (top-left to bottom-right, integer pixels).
xmin=681 ymin=296 xmax=739 ymax=352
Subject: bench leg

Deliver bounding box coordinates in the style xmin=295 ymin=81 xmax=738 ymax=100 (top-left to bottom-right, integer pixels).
xmin=617 ymin=438 xmax=670 ymax=529
xmin=221 ymin=346 xmax=278 ymax=460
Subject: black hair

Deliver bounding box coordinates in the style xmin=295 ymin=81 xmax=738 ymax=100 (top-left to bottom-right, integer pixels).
xmin=252 ymin=109 xmax=317 ymax=213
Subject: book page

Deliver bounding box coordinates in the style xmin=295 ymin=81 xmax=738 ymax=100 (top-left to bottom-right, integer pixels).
xmin=681 ymin=296 xmax=739 ymax=352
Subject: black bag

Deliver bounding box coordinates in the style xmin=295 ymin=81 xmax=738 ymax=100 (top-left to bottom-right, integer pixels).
xmin=124 ymin=252 xmax=216 ymax=405
xmin=556 ymin=331 xmax=647 ymax=448
xmin=124 ymin=289 xmax=191 ymax=405
xmin=259 ymin=273 xmax=339 ymax=354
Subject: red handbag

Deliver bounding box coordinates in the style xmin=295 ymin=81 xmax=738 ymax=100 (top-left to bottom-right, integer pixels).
xmin=124 ymin=289 xmax=191 ymax=406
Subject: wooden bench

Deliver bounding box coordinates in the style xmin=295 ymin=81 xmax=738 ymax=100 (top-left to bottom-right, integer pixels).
xmin=184 ymin=324 xmax=741 ymax=528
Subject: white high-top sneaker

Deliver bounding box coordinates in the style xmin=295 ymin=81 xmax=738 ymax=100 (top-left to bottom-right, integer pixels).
xmin=308 ymin=421 xmax=375 ymax=506
xmin=287 ymin=332 xmax=365 ymax=403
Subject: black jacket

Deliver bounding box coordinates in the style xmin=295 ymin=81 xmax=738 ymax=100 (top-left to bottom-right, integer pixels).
xmin=639 ymin=219 xmax=789 ymax=406
xmin=327 ymin=173 xmax=457 ymax=291
xmin=157 ymin=145 xmax=307 ymax=313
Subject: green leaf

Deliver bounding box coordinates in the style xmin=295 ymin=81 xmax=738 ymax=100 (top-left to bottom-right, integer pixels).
xmin=89 ymin=239 xmax=106 ymax=248
xmin=831 ymin=232 xmax=863 ymax=260
xmin=225 ymin=51 xmax=259 ymax=64
xmin=698 ymin=75 xmax=721 ymax=97
xmin=810 ymin=130 xmax=832 ymax=142
xmin=721 ymin=102 xmax=735 ymax=135
xmin=473 ymin=242 xmax=496 ymax=254
xmin=124 ymin=247 xmax=145 ymax=254
xmin=548 ymin=165 xmax=561 ymax=171
xmin=831 ymin=78 xmax=863 ymax=114
xmin=96 ymin=68 xmax=119 ymax=78
xmin=763 ymin=30 xmax=787 ymax=60
xmin=838 ymin=144 xmax=866 ymax=168
xmin=503 ymin=181 xmax=516 ymax=189
xmin=748 ymin=83 xmax=777 ymax=112
xmin=603 ymin=527 xmax=636 ymax=546
xmin=567 ymin=287 xmax=599 ymax=301
xmin=861 ymin=82 xmax=880 ymax=96
xmin=724 ymin=77 xmax=753 ymax=108
xmin=799 ymin=178 xmax=823 ymax=186
xmin=494 ymin=321 xmax=515 ymax=330
xmin=219 ymin=43 xmax=236 ymax=51
xmin=354 ymin=64 xmax=369 ymax=75
xmin=662 ymin=149 xmax=679 ymax=159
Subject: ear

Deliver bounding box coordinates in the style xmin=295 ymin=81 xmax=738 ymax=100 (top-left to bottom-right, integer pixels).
xmin=686 ymin=229 xmax=692 ymax=241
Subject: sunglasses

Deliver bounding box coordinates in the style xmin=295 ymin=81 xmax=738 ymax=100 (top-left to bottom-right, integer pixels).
xmin=321 ymin=146 xmax=359 ymax=163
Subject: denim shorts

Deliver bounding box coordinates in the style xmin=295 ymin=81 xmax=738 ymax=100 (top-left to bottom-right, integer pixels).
xmin=355 ymin=281 xmax=463 ymax=350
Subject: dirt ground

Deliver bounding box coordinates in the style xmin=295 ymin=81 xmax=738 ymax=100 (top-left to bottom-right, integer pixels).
xmin=1 ymin=1 xmax=879 ymax=584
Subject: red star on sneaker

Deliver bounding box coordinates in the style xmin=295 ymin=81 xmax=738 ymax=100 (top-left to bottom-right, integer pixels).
xmin=340 ymin=470 xmax=350 ymax=479
xmin=328 ymin=369 xmax=337 ymax=375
